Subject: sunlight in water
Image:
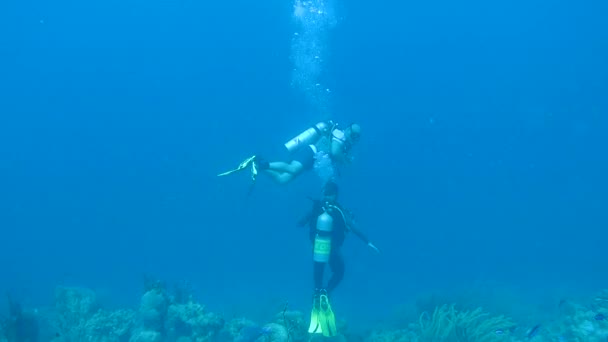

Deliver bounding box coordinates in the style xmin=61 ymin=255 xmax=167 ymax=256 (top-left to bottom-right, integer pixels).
xmin=294 ymin=0 xmax=306 ymax=18
xmin=290 ymin=0 xmax=336 ymax=116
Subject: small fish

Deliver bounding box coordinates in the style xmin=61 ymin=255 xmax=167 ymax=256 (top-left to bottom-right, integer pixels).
xmin=495 ymin=326 xmax=517 ymax=335
xmin=594 ymin=313 xmax=606 ymax=321
xmin=527 ymin=324 xmax=541 ymax=339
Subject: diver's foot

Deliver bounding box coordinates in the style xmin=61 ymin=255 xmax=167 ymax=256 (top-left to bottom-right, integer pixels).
xmin=313 ymin=288 xmax=327 ymax=301
xmin=239 ymin=155 xmax=257 ymax=169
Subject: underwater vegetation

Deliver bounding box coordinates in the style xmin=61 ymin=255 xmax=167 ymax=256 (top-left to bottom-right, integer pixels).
xmin=365 ymin=289 xmax=608 ymax=342
xmin=1 ymin=284 xmax=608 ymax=341
xmin=418 ymin=304 xmax=514 ymax=342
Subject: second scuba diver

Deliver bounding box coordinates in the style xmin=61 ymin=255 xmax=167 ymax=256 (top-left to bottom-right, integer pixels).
xmin=298 ymin=181 xmax=379 ymax=337
xmin=217 ymin=121 xmax=361 ymax=185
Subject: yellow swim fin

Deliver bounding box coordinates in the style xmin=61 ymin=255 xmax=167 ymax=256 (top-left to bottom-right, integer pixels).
xmin=217 ymin=155 xmax=256 ymax=176
xmin=318 ymin=293 xmax=337 ymax=337
xmin=217 ymin=155 xmax=258 ymax=182
xmin=308 ymin=303 xmax=322 ymax=334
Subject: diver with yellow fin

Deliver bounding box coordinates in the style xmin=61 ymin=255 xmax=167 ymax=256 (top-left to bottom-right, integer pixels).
xmin=217 ymin=121 xmax=361 ymax=185
xmin=299 ymin=181 xmax=380 ymax=337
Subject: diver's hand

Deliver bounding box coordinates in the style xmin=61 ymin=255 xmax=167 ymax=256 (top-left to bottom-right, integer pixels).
xmin=367 ymin=242 xmax=380 ymax=254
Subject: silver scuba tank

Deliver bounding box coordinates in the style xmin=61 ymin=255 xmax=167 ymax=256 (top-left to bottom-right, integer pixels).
xmin=284 ymin=121 xmax=331 ymax=153
xmin=313 ymin=211 xmax=333 ymax=263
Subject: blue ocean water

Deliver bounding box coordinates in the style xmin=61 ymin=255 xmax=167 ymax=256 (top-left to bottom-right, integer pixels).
xmin=0 ymin=0 xmax=607 ymax=338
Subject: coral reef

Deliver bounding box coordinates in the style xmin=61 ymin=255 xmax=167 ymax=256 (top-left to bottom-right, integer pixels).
xmin=129 ymin=282 xmax=226 ymax=342
xmin=49 ymin=286 xmax=134 ymax=341
xmin=365 ymin=326 xmax=419 ymax=342
xmin=43 ymin=284 xmax=224 ymax=342
xmin=221 ymin=318 xmax=259 ymax=341
xmin=165 ymin=300 xmax=223 ymax=340
xmin=592 ymin=289 xmax=608 ymax=316
xmin=273 ymin=309 xmax=308 ymax=341
xmin=5 ymin=284 xmax=608 ymax=342
xmin=543 ymin=289 xmax=608 ymax=342
xmin=418 ymin=304 xmax=514 ymax=342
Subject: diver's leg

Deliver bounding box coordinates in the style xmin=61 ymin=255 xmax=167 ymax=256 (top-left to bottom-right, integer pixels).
xmin=326 ymin=252 xmax=345 ymax=294
xmin=309 ymin=261 xmax=326 ymax=334
xmin=268 ymin=161 xmax=304 ymax=174
xmin=313 ymin=261 xmax=325 ymax=290
xmin=263 ymin=169 xmax=295 ymax=184
xmin=261 ymin=161 xmax=305 ymax=184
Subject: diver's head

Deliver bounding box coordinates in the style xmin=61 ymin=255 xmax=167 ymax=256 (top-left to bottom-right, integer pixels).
xmin=323 ymin=181 xmax=339 ymax=203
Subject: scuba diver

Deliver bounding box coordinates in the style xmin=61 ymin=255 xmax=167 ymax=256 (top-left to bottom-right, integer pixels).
xmin=298 ymin=181 xmax=379 ymax=337
xmin=217 ymin=121 xmax=361 ymax=185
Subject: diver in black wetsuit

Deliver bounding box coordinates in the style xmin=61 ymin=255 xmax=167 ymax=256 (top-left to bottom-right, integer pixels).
xmin=298 ymin=181 xmax=379 ymax=294
xmin=218 ymin=122 xmax=361 ymax=185
xmin=299 ymin=181 xmax=379 ymax=337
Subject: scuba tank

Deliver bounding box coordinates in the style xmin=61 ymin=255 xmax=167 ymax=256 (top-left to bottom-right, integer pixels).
xmin=284 ymin=121 xmax=332 ymax=153
xmin=313 ymin=211 xmax=333 ymax=263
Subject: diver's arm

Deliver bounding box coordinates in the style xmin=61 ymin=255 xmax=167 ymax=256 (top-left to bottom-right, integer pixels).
xmin=341 ymin=207 xmax=380 ymax=253
xmin=349 ymin=224 xmax=380 ymax=253
xmin=348 ymin=224 xmax=369 ymax=244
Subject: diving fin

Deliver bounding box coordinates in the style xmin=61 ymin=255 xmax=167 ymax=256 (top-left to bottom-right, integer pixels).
xmin=217 ymin=155 xmax=256 ymax=176
xmin=318 ymin=292 xmax=337 ymax=337
xmin=308 ymin=296 xmax=322 ymax=334
xmin=217 ymin=155 xmax=258 ymax=183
